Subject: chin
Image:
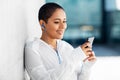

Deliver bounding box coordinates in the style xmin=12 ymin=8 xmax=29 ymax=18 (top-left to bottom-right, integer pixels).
xmin=57 ymin=36 xmax=63 ymax=39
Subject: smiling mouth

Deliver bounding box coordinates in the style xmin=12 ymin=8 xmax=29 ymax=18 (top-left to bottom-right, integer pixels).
xmin=57 ymin=30 xmax=64 ymax=35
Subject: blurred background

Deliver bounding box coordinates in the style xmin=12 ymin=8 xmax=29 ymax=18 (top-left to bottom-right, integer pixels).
xmin=45 ymin=0 xmax=120 ymax=80
xmin=0 ymin=0 xmax=120 ymax=80
xmin=46 ymin=0 xmax=120 ymax=53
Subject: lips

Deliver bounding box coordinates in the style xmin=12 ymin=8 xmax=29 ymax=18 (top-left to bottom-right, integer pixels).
xmin=57 ymin=30 xmax=64 ymax=35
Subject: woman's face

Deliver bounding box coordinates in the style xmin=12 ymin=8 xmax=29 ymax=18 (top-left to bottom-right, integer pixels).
xmin=44 ymin=9 xmax=67 ymax=39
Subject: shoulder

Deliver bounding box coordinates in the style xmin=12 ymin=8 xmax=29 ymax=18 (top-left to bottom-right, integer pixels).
xmin=25 ymin=38 xmax=41 ymax=50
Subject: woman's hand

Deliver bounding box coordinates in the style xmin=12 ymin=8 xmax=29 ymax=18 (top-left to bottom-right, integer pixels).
xmin=80 ymin=41 xmax=96 ymax=62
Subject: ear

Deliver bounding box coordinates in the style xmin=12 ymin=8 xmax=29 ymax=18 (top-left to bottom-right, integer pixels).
xmin=39 ymin=20 xmax=44 ymax=26
xmin=39 ymin=20 xmax=46 ymax=31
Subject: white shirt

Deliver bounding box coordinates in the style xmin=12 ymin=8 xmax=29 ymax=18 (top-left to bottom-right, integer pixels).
xmin=25 ymin=38 xmax=95 ymax=80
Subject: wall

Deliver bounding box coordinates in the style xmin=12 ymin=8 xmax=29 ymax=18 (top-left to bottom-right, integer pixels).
xmin=0 ymin=0 xmax=45 ymax=80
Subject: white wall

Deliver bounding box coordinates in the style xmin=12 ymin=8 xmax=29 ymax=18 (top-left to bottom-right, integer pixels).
xmin=0 ymin=0 xmax=45 ymax=80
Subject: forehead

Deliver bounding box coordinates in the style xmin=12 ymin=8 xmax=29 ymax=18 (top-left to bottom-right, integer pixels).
xmin=50 ymin=9 xmax=66 ymax=20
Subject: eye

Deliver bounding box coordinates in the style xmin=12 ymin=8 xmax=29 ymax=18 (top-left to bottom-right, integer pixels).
xmin=63 ymin=21 xmax=67 ymax=23
xmin=54 ymin=21 xmax=59 ymax=24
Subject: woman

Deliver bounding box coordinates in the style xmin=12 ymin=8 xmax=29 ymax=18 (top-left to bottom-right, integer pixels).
xmin=25 ymin=2 xmax=96 ymax=80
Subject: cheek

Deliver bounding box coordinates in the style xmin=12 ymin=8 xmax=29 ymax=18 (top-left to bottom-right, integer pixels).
xmin=47 ymin=27 xmax=57 ymax=34
xmin=64 ymin=24 xmax=67 ymax=30
xmin=48 ymin=25 xmax=58 ymax=31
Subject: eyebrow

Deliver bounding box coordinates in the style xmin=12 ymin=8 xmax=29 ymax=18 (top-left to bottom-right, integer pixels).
xmin=54 ymin=18 xmax=66 ymax=21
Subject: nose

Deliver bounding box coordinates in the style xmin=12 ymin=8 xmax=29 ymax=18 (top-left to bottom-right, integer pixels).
xmin=60 ymin=23 xmax=67 ymax=29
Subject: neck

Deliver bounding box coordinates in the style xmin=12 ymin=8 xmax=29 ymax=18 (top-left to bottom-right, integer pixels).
xmin=41 ymin=35 xmax=57 ymax=49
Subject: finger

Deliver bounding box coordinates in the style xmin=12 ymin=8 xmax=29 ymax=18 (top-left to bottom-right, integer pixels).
xmin=83 ymin=51 xmax=96 ymax=62
xmin=88 ymin=57 xmax=97 ymax=62
xmin=83 ymin=48 xmax=92 ymax=55
xmin=83 ymin=57 xmax=89 ymax=62
xmin=87 ymin=54 xmax=96 ymax=60
xmin=81 ymin=42 xmax=91 ymax=49
xmin=84 ymin=47 xmax=92 ymax=52
xmin=83 ymin=54 xmax=96 ymax=62
xmin=88 ymin=52 xmax=94 ymax=57
xmin=86 ymin=51 xmax=95 ymax=58
xmin=83 ymin=56 xmax=95 ymax=62
xmin=85 ymin=51 xmax=92 ymax=56
xmin=90 ymin=51 xmax=95 ymax=57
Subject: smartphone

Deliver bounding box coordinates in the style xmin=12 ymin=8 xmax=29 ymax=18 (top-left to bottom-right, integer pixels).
xmin=88 ymin=37 xmax=95 ymax=46
xmin=83 ymin=37 xmax=95 ymax=62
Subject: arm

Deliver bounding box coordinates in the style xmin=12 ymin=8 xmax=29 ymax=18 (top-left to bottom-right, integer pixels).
xmin=78 ymin=61 xmax=96 ymax=80
xmin=67 ymin=41 xmax=96 ymax=80
xmin=77 ymin=41 xmax=97 ymax=80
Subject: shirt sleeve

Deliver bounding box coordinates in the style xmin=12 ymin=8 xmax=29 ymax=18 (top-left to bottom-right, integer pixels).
xmin=69 ymin=46 xmax=96 ymax=80
xmin=25 ymin=47 xmax=77 ymax=80
xmin=78 ymin=61 xmax=96 ymax=80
